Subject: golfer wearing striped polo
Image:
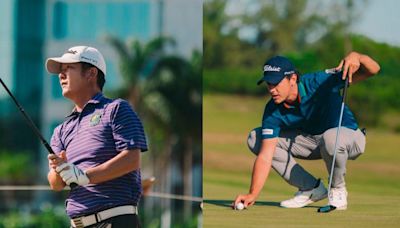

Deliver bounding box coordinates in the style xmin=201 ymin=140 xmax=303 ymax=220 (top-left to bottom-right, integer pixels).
xmin=234 ymin=52 xmax=380 ymax=210
xmin=46 ymin=46 xmax=147 ymax=228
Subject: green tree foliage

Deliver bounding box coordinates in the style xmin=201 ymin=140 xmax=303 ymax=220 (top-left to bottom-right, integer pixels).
xmin=109 ymin=36 xmax=202 ymax=220
xmin=204 ymin=0 xmax=400 ymax=128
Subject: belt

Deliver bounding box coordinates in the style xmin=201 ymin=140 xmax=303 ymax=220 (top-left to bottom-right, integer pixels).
xmin=71 ymin=205 xmax=138 ymax=228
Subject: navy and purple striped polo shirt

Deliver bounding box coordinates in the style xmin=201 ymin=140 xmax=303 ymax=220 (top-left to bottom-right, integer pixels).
xmin=50 ymin=93 xmax=148 ymax=218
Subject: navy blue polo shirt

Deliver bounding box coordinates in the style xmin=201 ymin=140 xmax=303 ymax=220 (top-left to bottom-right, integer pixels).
xmin=261 ymin=69 xmax=358 ymax=139
xmin=50 ymin=93 xmax=148 ymax=218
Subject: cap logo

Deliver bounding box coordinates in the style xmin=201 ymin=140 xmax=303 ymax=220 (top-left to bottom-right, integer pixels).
xmin=264 ymin=65 xmax=281 ymax=72
xmin=81 ymin=56 xmax=98 ymax=64
xmin=66 ymin=50 xmax=77 ymax=54
xmin=284 ymin=70 xmax=295 ymax=75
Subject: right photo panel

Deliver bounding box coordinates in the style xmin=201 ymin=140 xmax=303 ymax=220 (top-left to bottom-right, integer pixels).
xmin=203 ymin=0 xmax=400 ymax=227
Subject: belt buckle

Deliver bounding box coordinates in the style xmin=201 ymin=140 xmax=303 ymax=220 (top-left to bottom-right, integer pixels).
xmin=72 ymin=217 xmax=84 ymax=228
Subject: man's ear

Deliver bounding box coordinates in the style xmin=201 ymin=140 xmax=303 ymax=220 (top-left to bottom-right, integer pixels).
xmin=86 ymin=67 xmax=98 ymax=82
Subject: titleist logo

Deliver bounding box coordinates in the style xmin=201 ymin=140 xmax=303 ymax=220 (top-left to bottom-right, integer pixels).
xmin=264 ymin=65 xmax=281 ymax=72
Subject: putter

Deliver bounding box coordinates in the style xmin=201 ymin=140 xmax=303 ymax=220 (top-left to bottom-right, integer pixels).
xmin=0 ymin=77 xmax=77 ymax=189
xmin=317 ymin=76 xmax=350 ymax=213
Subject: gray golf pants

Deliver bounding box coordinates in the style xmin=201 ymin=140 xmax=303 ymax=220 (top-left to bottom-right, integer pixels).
xmin=247 ymin=127 xmax=366 ymax=190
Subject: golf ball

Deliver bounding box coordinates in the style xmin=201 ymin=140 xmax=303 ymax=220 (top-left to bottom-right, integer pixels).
xmin=235 ymin=202 xmax=245 ymax=210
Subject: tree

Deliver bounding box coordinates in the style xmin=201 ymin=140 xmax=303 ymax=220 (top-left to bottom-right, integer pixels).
xmin=109 ymin=36 xmax=202 ymax=220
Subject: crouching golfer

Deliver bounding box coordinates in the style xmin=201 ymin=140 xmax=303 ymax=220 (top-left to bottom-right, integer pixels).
xmin=234 ymin=52 xmax=379 ymax=210
xmin=46 ymin=46 xmax=147 ymax=227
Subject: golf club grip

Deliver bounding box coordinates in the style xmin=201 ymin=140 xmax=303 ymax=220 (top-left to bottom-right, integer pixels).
xmin=342 ymin=77 xmax=350 ymax=102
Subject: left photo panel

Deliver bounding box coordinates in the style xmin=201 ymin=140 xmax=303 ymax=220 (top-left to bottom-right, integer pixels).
xmin=0 ymin=1 xmax=202 ymax=227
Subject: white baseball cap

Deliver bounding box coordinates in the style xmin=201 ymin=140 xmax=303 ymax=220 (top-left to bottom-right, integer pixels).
xmin=46 ymin=46 xmax=106 ymax=76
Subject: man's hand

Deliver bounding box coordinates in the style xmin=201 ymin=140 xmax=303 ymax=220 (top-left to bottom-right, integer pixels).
xmin=47 ymin=151 xmax=67 ymax=190
xmin=56 ymin=162 xmax=90 ymax=186
xmin=48 ymin=151 xmax=67 ymax=170
xmin=233 ymin=193 xmax=257 ymax=209
xmin=336 ymin=52 xmax=361 ymax=84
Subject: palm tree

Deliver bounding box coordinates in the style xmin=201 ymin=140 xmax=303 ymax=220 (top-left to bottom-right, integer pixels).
xmin=108 ymin=37 xmax=202 ymax=223
xmin=107 ymin=36 xmax=176 ymax=110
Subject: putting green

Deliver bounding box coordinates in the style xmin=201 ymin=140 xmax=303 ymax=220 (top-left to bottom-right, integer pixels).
xmin=203 ymin=94 xmax=400 ymax=227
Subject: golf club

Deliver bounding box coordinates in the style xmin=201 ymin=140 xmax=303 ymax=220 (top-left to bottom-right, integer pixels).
xmin=317 ymin=76 xmax=350 ymax=213
xmin=0 ymin=77 xmax=77 ymax=189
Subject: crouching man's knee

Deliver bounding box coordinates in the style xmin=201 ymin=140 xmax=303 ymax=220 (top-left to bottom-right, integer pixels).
xmin=247 ymin=127 xmax=262 ymax=155
xmin=321 ymin=130 xmax=347 ymax=157
xmin=321 ymin=127 xmax=365 ymax=159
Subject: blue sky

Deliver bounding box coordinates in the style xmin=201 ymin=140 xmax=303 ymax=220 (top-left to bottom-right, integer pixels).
xmin=225 ymin=0 xmax=400 ymax=47
xmin=353 ymin=0 xmax=400 ymax=46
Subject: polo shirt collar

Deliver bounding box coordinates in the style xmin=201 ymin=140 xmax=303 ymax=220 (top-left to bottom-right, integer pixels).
xmin=282 ymin=82 xmax=306 ymax=109
xmin=88 ymin=92 xmax=104 ymax=104
xmin=66 ymin=92 xmax=104 ymax=117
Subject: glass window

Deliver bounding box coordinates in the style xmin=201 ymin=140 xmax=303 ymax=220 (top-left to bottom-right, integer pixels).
xmin=53 ymin=1 xmax=67 ymax=39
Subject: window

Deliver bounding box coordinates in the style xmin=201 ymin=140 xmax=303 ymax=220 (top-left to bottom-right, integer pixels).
xmin=53 ymin=1 xmax=67 ymax=39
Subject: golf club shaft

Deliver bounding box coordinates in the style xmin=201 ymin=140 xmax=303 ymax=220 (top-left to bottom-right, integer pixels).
xmin=0 ymin=78 xmax=54 ymax=154
xmin=0 ymin=77 xmax=77 ymax=189
xmin=327 ymin=77 xmax=350 ymax=195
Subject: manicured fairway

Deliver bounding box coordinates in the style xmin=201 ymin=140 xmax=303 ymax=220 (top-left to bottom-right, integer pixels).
xmin=203 ymin=94 xmax=400 ymax=228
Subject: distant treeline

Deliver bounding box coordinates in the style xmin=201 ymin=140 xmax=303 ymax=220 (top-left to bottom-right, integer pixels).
xmin=204 ymin=35 xmax=400 ymax=129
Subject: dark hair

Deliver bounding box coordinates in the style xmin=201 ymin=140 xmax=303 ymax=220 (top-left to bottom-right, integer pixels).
xmin=286 ymin=71 xmax=301 ymax=83
xmin=80 ymin=62 xmax=105 ymax=91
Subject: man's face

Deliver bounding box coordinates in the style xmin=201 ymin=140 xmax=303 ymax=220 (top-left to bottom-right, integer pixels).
xmin=59 ymin=63 xmax=90 ymax=98
xmin=266 ymin=77 xmax=291 ymax=104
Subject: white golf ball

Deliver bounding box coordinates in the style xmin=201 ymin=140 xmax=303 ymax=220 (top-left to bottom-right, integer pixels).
xmin=235 ymin=202 xmax=245 ymax=210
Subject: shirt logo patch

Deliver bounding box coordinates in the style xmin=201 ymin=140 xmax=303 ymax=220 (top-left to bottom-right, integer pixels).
xmin=262 ymin=129 xmax=274 ymax=135
xmin=130 ymin=139 xmax=135 ymax=145
xmin=89 ymin=113 xmax=102 ymax=126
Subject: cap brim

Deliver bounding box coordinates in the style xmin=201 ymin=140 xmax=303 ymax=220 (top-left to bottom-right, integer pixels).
xmin=257 ymin=78 xmax=264 ymax=85
xmin=257 ymin=74 xmax=285 ymax=86
xmin=46 ymin=57 xmax=80 ymax=74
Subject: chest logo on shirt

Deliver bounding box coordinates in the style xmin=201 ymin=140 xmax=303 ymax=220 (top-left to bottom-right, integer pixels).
xmin=89 ymin=112 xmax=102 ymax=126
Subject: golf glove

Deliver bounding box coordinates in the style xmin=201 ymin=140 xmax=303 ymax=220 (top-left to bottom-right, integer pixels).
xmin=56 ymin=162 xmax=90 ymax=186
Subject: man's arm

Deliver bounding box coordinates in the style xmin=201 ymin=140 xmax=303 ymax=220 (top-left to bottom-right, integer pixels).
xmin=234 ymin=138 xmax=277 ymax=207
xmin=337 ymin=52 xmax=380 ymax=84
xmin=85 ymin=148 xmax=141 ymax=184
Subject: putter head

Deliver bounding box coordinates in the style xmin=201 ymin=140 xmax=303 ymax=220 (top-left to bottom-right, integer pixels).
xmin=317 ymin=205 xmax=336 ymax=213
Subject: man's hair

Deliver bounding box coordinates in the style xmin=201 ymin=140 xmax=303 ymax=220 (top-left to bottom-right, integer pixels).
xmin=286 ymin=71 xmax=301 ymax=83
xmin=81 ymin=62 xmax=105 ymax=91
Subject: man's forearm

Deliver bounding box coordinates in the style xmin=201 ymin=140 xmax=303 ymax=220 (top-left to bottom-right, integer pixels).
xmin=359 ymin=53 xmax=380 ymax=76
xmin=348 ymin=52 xmax=380 ymax=83
xmin=86 ymin=149 xmax=141 ymax=184
xmin=248 ymin=138 xmax=277 ymax=198
xmin=249 ymin=155 xmax=273 ymax=197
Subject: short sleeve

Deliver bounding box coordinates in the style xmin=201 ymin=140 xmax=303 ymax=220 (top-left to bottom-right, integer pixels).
xmin=261 ymin=102 xmax=282 ymax=139
xmin=310 ymin=69 xmax=345 ymax=92
xmin=50 ymin=125 xmax=64 ymax=155
xmin=111 ymin=100 xmax=148 ymax=152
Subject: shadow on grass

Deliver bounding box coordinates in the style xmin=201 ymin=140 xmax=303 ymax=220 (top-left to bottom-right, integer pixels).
xmin=204 ymin=199 xmax=280 ymax=208
xmin=204 ymin=199 xmax=320 ymax=209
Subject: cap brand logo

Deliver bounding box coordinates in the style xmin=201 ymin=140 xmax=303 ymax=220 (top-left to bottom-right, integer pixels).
xmin=66 ymin=50 xmax=77 ymax=54
xmin=264 ymin=65 xmax=281 ymax=72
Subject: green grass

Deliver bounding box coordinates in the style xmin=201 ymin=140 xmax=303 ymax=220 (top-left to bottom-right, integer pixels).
xmin=203 ymin=94 xmax=400 ymax=227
